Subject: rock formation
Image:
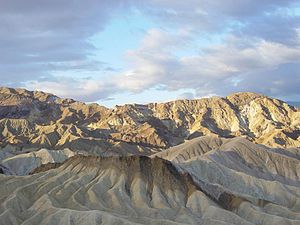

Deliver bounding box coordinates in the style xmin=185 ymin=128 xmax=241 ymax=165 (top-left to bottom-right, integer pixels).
xmin=0 ymin=137 xmax=299 ymax=224
xmin=0 ymin=87 xmax=299 ymax=154
xmin=0 ymin=87 xmax=299 ymax=224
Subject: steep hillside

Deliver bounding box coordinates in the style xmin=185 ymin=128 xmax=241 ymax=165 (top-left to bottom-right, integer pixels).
xmin=88 ymin=92 xmax=300 ymax=148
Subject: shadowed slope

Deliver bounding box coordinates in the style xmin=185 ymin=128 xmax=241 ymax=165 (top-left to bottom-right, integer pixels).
xmin=0 ymin=153 xmax=299 ymax=225
xmin=0 ymin=155 xmax=245 ymax=225
xmin=155 ymin=136 xmax=300 ymax=224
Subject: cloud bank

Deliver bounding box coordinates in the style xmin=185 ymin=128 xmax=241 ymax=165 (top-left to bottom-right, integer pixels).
xmin=0 ymin=0 xmax=299 ymax=102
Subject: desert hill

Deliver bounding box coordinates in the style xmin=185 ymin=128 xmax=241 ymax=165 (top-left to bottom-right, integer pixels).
xmin=0 ymin=137 xmax=299 ymax=224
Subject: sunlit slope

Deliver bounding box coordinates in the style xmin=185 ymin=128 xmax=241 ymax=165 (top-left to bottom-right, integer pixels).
xmin=0 ymin=87 xmax=299 ymax=153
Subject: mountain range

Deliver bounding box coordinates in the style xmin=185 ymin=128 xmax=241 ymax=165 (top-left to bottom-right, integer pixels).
xmin=0 ymin=87 xmax=299 ymax=153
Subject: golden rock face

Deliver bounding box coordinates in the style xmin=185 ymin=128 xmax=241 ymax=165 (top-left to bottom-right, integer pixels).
xmin=0 ymin=88 xmax=299 ymax=153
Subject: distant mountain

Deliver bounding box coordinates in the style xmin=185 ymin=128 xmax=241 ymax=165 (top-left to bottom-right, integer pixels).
xmin=0 ymin=87 xmax=299 ymax=155
xmin=287 ymin=101 xmax=300 ymax=107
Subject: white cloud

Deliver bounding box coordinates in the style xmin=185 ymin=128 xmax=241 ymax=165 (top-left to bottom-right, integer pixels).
xmin=177 ymin=92 xmax=195 ymax=100
xmin=25 ymin=77 xmax=117 ymax=102
xmin=23 ymin=28 xmax=300 ymax=101
xmin=112 ymin=28 xmax=300 ymax=99
xmin=1 ymin=0 xmax=299 ymax=101
xmin=0 ymin=0 xmax=128 ymax=84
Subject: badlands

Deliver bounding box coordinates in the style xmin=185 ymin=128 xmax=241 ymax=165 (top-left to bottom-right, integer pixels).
xmin=0 ymin=87 xmax=299 ymax=224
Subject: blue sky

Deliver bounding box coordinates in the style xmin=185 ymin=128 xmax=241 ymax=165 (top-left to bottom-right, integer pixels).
xmin=0 ymin=0 xmax=299 ymax=107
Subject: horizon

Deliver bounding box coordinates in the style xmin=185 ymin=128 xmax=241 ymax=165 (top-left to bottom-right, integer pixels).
xmin=1 ymin=1 xmax=299 ymax=107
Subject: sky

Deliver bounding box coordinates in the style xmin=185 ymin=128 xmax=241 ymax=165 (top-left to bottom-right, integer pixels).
xmin=0 ymin=0 xmax=299 ymax=107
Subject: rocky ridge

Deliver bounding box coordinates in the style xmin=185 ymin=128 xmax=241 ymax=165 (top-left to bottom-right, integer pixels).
xmin=0 ymin=87 xmax=299 ymax=154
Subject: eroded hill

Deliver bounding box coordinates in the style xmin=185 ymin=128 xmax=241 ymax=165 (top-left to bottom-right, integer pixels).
xmin=1 ymin=137 xmax=299 ymax=225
